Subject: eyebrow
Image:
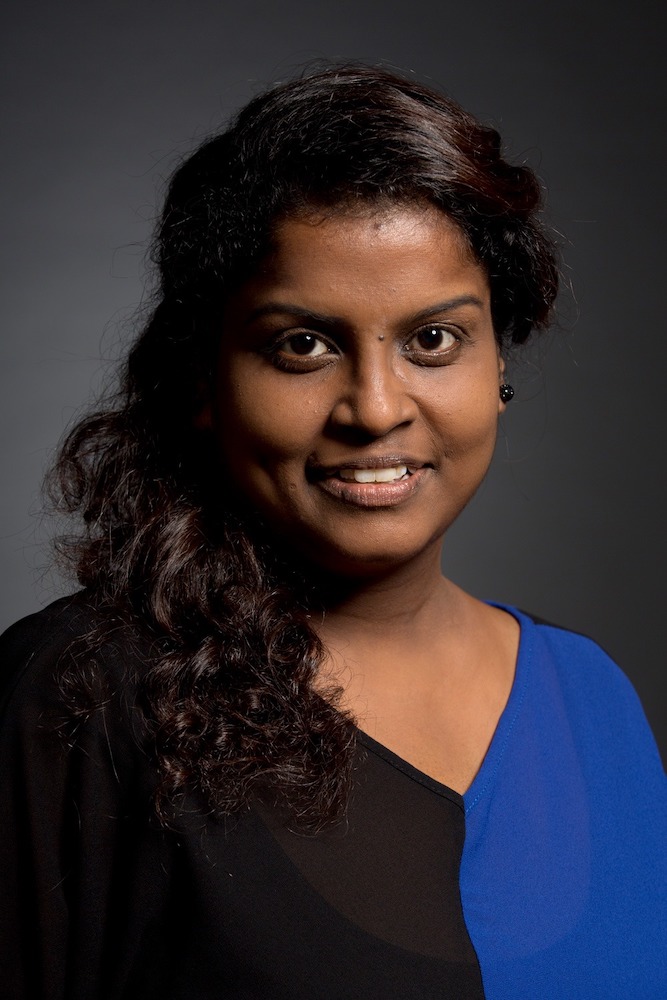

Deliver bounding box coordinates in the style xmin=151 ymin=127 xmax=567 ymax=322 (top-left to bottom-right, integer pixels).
xmin=406 ymin=295 xmax=487 ymax=323
xmin=244 ymin=295 xmax=486 ymax=326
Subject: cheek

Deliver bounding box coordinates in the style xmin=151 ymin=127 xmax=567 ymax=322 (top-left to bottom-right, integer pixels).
xmin=439 ymin=375 xmax=501 ymax=455
xmin=213 ymin=371 xmax=320 ymax=470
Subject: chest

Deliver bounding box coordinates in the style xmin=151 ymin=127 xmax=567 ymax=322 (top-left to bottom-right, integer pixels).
xmin=352 ymin=675 xmax=513 ymax=794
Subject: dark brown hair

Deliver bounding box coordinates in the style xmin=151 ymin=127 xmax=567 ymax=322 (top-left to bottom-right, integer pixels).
xmin=53 ymin=64 xmax=558 ymax=828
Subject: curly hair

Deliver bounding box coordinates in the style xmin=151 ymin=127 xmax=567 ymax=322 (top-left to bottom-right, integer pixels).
xmin=52 ymin=64 xmax=559 ymax=829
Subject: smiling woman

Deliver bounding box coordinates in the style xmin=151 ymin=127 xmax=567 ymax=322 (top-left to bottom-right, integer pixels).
xmin=212 ymin=207 xmax=502 ymax=574
xmin=0 ymin=65 xmax=665 ymax=1000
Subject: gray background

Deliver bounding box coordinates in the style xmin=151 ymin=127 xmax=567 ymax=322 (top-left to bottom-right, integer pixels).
xmin=2 ymin=0 xmax=666 ymax=757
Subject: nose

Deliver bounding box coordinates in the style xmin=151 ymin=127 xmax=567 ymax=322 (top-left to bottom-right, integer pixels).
xmin=328 ymin=347 xmax=418 ymax=440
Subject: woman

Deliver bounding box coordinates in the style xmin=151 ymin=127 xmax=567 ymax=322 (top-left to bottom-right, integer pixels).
xmin=1 ymin=65 xmax=664 ymax=999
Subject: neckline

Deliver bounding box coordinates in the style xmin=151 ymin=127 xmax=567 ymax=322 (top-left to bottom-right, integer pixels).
xmin=356 ymin=728 xmax=466 ymax=808
xmin=354 ymin=603 xmax=532 ymax=812
xmin=463 ymin=603 xmax=532 ymax=814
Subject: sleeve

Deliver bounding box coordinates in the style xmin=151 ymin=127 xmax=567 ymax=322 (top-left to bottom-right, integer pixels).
xmin=0 ymin=598 xmax=174 ymax=1000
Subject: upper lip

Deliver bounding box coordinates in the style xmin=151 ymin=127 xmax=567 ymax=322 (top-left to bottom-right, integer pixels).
xmin=307 ymin=456 xmax=431 ymax=478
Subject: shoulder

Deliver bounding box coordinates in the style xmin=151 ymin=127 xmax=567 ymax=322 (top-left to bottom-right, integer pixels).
xmin=2 ymin=594 xmax=92 ymax=697
xmin=518 ymin=609 xmax=640 ymax=702
xmin=513 ymin=607 xmax=664 ymax=775
xmin=0 ymin=592 xmax=156 ymax=777
xmin=1 ymin=590 xmax=154 ymax=689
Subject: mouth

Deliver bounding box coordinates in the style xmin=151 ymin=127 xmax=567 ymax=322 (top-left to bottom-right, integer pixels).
xmin=308 ymin=458 xmax=431 ymax=507
xmin=338 ymin=464 xmax=412 ymax=483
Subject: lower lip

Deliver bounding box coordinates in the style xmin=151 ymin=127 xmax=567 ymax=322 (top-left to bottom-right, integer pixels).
xmin=314 ymin=468 xmax=430 ymax=508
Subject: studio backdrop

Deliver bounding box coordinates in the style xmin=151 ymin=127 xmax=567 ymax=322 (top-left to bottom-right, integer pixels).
xmin=2 ymin=0 xmax=665 ymax=755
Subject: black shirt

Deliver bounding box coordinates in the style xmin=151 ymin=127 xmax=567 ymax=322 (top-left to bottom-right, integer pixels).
xmin=0 ymin=594 xmax=484 ymax=999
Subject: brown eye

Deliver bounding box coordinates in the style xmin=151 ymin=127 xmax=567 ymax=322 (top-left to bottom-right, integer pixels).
xmin=410 ymin=326 xmax=457 ymax=351
xmin=282 ymin=333 xmax=329 ymax=357
xmin=405 ymin=326 xmax=459 ymax=357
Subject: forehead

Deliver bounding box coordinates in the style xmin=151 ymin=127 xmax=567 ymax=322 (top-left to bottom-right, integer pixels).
xmin=244 ymin=203 xmax=488 ymax=309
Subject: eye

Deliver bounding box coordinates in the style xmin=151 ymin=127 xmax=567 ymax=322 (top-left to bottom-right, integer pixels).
xmin=280 ymin=333 xmax=330 ymax=357
xmin=268 ymin=331 xmax=337 ymax=372
xmin=404 ymin=325 xmax=459 ymax=363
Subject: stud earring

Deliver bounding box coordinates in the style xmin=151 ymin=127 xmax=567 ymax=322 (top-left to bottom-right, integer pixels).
xmin=499 ymin=383 xmax=514 ymax=403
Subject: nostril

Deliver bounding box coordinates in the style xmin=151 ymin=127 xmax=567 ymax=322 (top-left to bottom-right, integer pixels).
xmin=326 ymin=422 xmax=391 ymax=446
xmin=328 ymin=373 xmax=417 ymax=438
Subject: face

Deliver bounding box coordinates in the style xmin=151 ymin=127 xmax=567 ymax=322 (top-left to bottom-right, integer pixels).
xmin=208 ymin=203 xmax=506 ymax=577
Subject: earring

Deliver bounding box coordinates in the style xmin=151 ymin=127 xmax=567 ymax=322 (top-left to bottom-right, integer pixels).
xmin=499 ymin=383 xmax=514 ymax=403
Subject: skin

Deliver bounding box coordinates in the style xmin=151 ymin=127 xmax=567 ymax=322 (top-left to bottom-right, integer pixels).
xmin=208 ymin=202 xmax=519 ymax=793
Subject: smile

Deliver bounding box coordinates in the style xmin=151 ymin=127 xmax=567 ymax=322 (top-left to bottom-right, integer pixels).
xmin=338 ymin=465 xmax=410 ymax=483
xmin=310 ymin=460 xmax=430 ymax=508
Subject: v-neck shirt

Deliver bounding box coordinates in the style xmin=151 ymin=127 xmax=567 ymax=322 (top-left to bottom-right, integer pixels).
xmin=0 ymin=595 xmax=665 ymax=998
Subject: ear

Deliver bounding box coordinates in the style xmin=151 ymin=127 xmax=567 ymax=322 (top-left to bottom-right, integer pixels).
xmin=498 ymin=356 xmax=507 ymax=414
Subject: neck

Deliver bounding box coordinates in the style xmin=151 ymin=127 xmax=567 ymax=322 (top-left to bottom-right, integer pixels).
xmin=305 ymin=545 xmax=462 ymax=648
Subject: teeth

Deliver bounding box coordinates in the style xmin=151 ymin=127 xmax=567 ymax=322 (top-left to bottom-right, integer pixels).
xmin=339 ymin=465 xmax=409 ymax=483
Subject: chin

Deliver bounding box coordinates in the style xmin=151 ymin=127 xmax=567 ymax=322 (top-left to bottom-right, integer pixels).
xmin=294 ymin=529 xmax=444 ymax=581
